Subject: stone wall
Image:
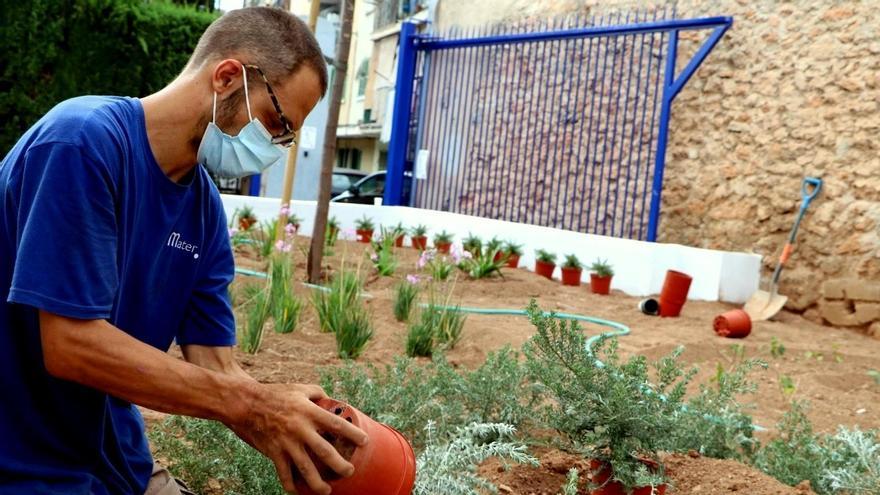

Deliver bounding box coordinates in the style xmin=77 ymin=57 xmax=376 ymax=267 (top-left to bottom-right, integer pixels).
xmin=432 ymin=0 xmax=879 ymax=329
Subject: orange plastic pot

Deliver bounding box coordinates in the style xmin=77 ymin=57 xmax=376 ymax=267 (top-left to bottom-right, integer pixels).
xmin=394 ymin=235 xmax=404 ymax=248
xmin=411 ymin=236 xmax=427 ymax=250
xmin=535 ymin=260 xmax=556 ymax=279
xmin=659 ymin=270 xmax=692 ymax=317
xmin=506 ymin=254 xmax=520 ymax=268
xmin=714 ymin=309 xmax=752 ymax=338
xmin=561 ymin=267 xmax=583 ymax=286
xmin=356 ymin=229 xmax=373 ymax=243
xmin=590 ymin=460 xmax=667 ymax=495
xmin=435 ymin=241 xmax=452 ymax=254
xmin=591 ymin=274 xmax=612 ymax=295
xmin=294 ymin=398 xmax=416 ymax=495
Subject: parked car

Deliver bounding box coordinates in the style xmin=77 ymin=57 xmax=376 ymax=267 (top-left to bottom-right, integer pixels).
xmin=332 ymin=168 xmax=369 ymax=197
xmin=331 ymin=170 xmax=412 ymax=205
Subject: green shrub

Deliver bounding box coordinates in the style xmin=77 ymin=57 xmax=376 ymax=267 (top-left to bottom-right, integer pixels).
xmin=523 ymin=301 xmax=695 ymax=491
xmin=535 ymin=249 xmax=556 ymax=264
xmin=320 ymin=347 xmax=538 ymax=448
xmin=268 ymin=256 xmax=302 ymax=334
xmin=414 ymin=422 xmax=538 ymax=495
xmin=589 ymin=258 xmax=614 ymax=277
xmin=1 ymin=0 xmax=217 ymax=154
xmin=335 ymin=305 xmax=373 ymax=359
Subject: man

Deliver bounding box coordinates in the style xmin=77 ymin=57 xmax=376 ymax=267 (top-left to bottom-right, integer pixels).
xmin=0 ymin=7 xmax=367 ymax=495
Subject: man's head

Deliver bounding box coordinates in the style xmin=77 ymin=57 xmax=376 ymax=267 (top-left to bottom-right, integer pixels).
xmin=185 ymin=7 xmax=327 ymax=144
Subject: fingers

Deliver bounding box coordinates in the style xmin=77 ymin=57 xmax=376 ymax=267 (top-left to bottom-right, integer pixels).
xmin=301 ymin=384 xmax=328 ymax=400
xmin=290 ymin=443 xmax=332 ymax=495
xmin=305 ymin=430 xmax=355 ymax=478
xmin=315 ymin=408 xmax=369 ymax=447
xmin=269 ymin=451 xmax=296 ymax=494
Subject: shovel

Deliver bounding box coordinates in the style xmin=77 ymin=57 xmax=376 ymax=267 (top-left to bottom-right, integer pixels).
xmin=744 ymin=177 xmax=823 ymax=321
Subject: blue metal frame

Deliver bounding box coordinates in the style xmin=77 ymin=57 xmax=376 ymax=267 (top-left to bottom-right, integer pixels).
xmin=386 ymin=15 xmax=733 ymax=242
xmin=383 ymin=22 xmax=418 ymax=206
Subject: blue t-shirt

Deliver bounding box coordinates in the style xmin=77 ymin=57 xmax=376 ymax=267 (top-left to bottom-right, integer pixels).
xmin=0 ymin=96 xmax=236 ymax=494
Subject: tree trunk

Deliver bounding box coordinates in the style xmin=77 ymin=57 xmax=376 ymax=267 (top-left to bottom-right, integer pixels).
xmin=307 ymin=0 xmax=354 ymax=283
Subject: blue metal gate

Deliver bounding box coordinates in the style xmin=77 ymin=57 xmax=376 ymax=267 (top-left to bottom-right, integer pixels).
xmin=384 ymin=12 xmax=732 ymax=241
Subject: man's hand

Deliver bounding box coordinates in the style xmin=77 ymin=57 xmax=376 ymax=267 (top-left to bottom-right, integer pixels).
xmin=180 ymin=344 xmax=369 ymax=494
xmin=227 ymin=383 xmax=369 ymax=495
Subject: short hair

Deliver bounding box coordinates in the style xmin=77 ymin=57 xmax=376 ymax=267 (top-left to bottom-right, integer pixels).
xmin=186 ymin=7 xmax=328 ymax=96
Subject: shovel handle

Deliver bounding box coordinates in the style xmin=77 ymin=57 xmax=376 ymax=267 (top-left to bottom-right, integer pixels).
xmin=800 ymin=177 xmax=822 ymax=211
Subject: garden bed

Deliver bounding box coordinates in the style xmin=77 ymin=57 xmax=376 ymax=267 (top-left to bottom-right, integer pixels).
xmin=147 ymin=237 xmax=880 ymax=494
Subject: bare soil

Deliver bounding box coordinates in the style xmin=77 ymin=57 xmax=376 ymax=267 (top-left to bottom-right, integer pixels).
xmin=147 ymin=237 xmax=880 ymax=494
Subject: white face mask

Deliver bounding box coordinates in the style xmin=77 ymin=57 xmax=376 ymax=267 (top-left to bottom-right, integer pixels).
xmin=197 ymin=70 xmax=285 ymax=179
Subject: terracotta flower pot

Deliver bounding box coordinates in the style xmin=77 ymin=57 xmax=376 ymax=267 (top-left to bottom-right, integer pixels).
xmin=435 ymin=241 xmax=452 ymax=254
xmin=394 ymin=235 xmax=404 ymax=248
xmin=506 ymin=254 xmax=520 ymax=268
xmin=535 ymin=260 xmax=556 ymax=279
xmin=659 ymin=270 xmax=692 ymax=317
xmin=294 ymin=398 xmax=416 ymax=495
xmin=561 ymin=267 xmax=583 ymax=286
xmin=714 ymin=309 xmax=752 ymax=338
xmin=239 ymin=217 xmax=255 ymax=231
xmin=591 ymin=274 xmax=612 ymax=295
xmin=411 ymin=236 xmax=427 ymax=250
xmin=590 ymin=459 xmax=667 ymax=495
xmin=493 ymin=251 xmax=504 ymax=263
xmin=356 ymin=229 xmax=374 ymax=243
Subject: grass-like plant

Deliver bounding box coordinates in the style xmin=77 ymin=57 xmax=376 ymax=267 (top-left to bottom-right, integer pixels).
xmin=240 ymin=290 xmax=269 ymax=354
xmin=407 ymin=285 xmax=466 ymax=356
xmin=335 ymin=304 xmax=373 ymax=359
xmin=355 ymin=215 xmax=375 ymax=232
xmin=523 ymin=300 xmax=695 ymax=491
xmin=484 ymin=237 xmax=503 ymax=255
xmin=410 ymin=224 xmax=428 ymax=237
xmin=247 ymin=220 xmax=278 ymax=259
xmin=562 ymin=254 xmax=582 ymax=270
xmin=406 ymin=311 xmax=435 ymax=357
xmin=418 ymin=249 xmax=455 ymax=281
xmin=413 ymin=422 xmax=538 ymax=495
xmin=311 ymin=270 xmax=361 ymax=333
xmin=462 ymin=233 xmax=483 ymax=257
xmin=268 ymin=255 xmax=302 ymax=334
xmin=394 ymin=276 xmax=421 ymax=322
xmin=535 ymin=249 xmax=556 ymax=264
xmin=590 ymin=258 xmax=614 ymax=277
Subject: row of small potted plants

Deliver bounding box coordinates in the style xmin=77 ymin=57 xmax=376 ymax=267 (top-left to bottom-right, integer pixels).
xmin=535 ymin=250 xmax=615 ymax=295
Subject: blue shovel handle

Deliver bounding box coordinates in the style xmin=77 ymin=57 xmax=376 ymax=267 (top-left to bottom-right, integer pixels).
xmin=800 ymin=177 xmax=822 ymax=211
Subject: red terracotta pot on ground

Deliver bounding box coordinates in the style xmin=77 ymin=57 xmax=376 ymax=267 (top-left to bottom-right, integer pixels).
xmin=714 ymin=309 xmax=752 ymax=338
xmin=493 ymin=251 xmax=504 ymax=263
xmin=535 ymin=260 xmax=556 ymax=279
xmin=659 ymin=270 xmax=693 ymax=317
xmin=435 ymin=241 xmax=452 ymax=254
xmin=561 ymin=267 xmax=583 ymax=286
xmin=506 ymin=254 xmax=520 ymax=268
xmin=590 ymin=274 xmax=612 ymax=295
xmin=394 ymin=235 xmax=404 ymax=248
xmin=356 ymin=229 xmax=373 ymax=243
xmin=294 ymin=398 xmax=416 ymax=495
xmin=239 ymin=217 xmax=254 ymax=231
xmin=590 ymin=460 xmax=667 ymax=495
xmin=411 ymin=235 xmax=427 ymax=250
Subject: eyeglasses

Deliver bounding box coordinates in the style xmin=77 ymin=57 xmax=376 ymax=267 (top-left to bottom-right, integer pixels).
xmin=243 ymin=64 xmax=297 ymax=147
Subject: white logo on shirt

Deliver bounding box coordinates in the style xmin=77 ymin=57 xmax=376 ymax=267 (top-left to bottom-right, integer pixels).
xmin=167 ymin=232 xmax=199 ymax=259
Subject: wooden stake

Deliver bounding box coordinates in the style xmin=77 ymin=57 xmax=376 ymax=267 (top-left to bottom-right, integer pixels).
xmin=308 ymin=0 xmax=354 ymax=283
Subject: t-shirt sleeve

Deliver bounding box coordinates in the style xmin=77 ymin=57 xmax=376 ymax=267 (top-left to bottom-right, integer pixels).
xmin=175 ymin=209 xmax=236 ymax=347
xmin=8 ymin=143 xmax=119 ymax=319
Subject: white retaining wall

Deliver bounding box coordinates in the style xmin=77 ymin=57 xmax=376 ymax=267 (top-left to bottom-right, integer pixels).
xmin=221 ymin=194 xmax=761 ymax=303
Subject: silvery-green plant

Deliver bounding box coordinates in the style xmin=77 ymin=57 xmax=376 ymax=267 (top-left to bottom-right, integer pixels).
xmin=413 ymin=422 xmax=538 ymax=495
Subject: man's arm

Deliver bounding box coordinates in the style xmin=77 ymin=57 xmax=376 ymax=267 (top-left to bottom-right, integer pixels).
xmin=180 ymin=344 xmax=250 ymax=379
xmin=40 ymin=312 xmax=368 ymax=495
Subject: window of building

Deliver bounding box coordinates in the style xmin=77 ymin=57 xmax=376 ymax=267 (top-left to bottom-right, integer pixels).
xmin=336 ymin=148 xmax=362 ymax=170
